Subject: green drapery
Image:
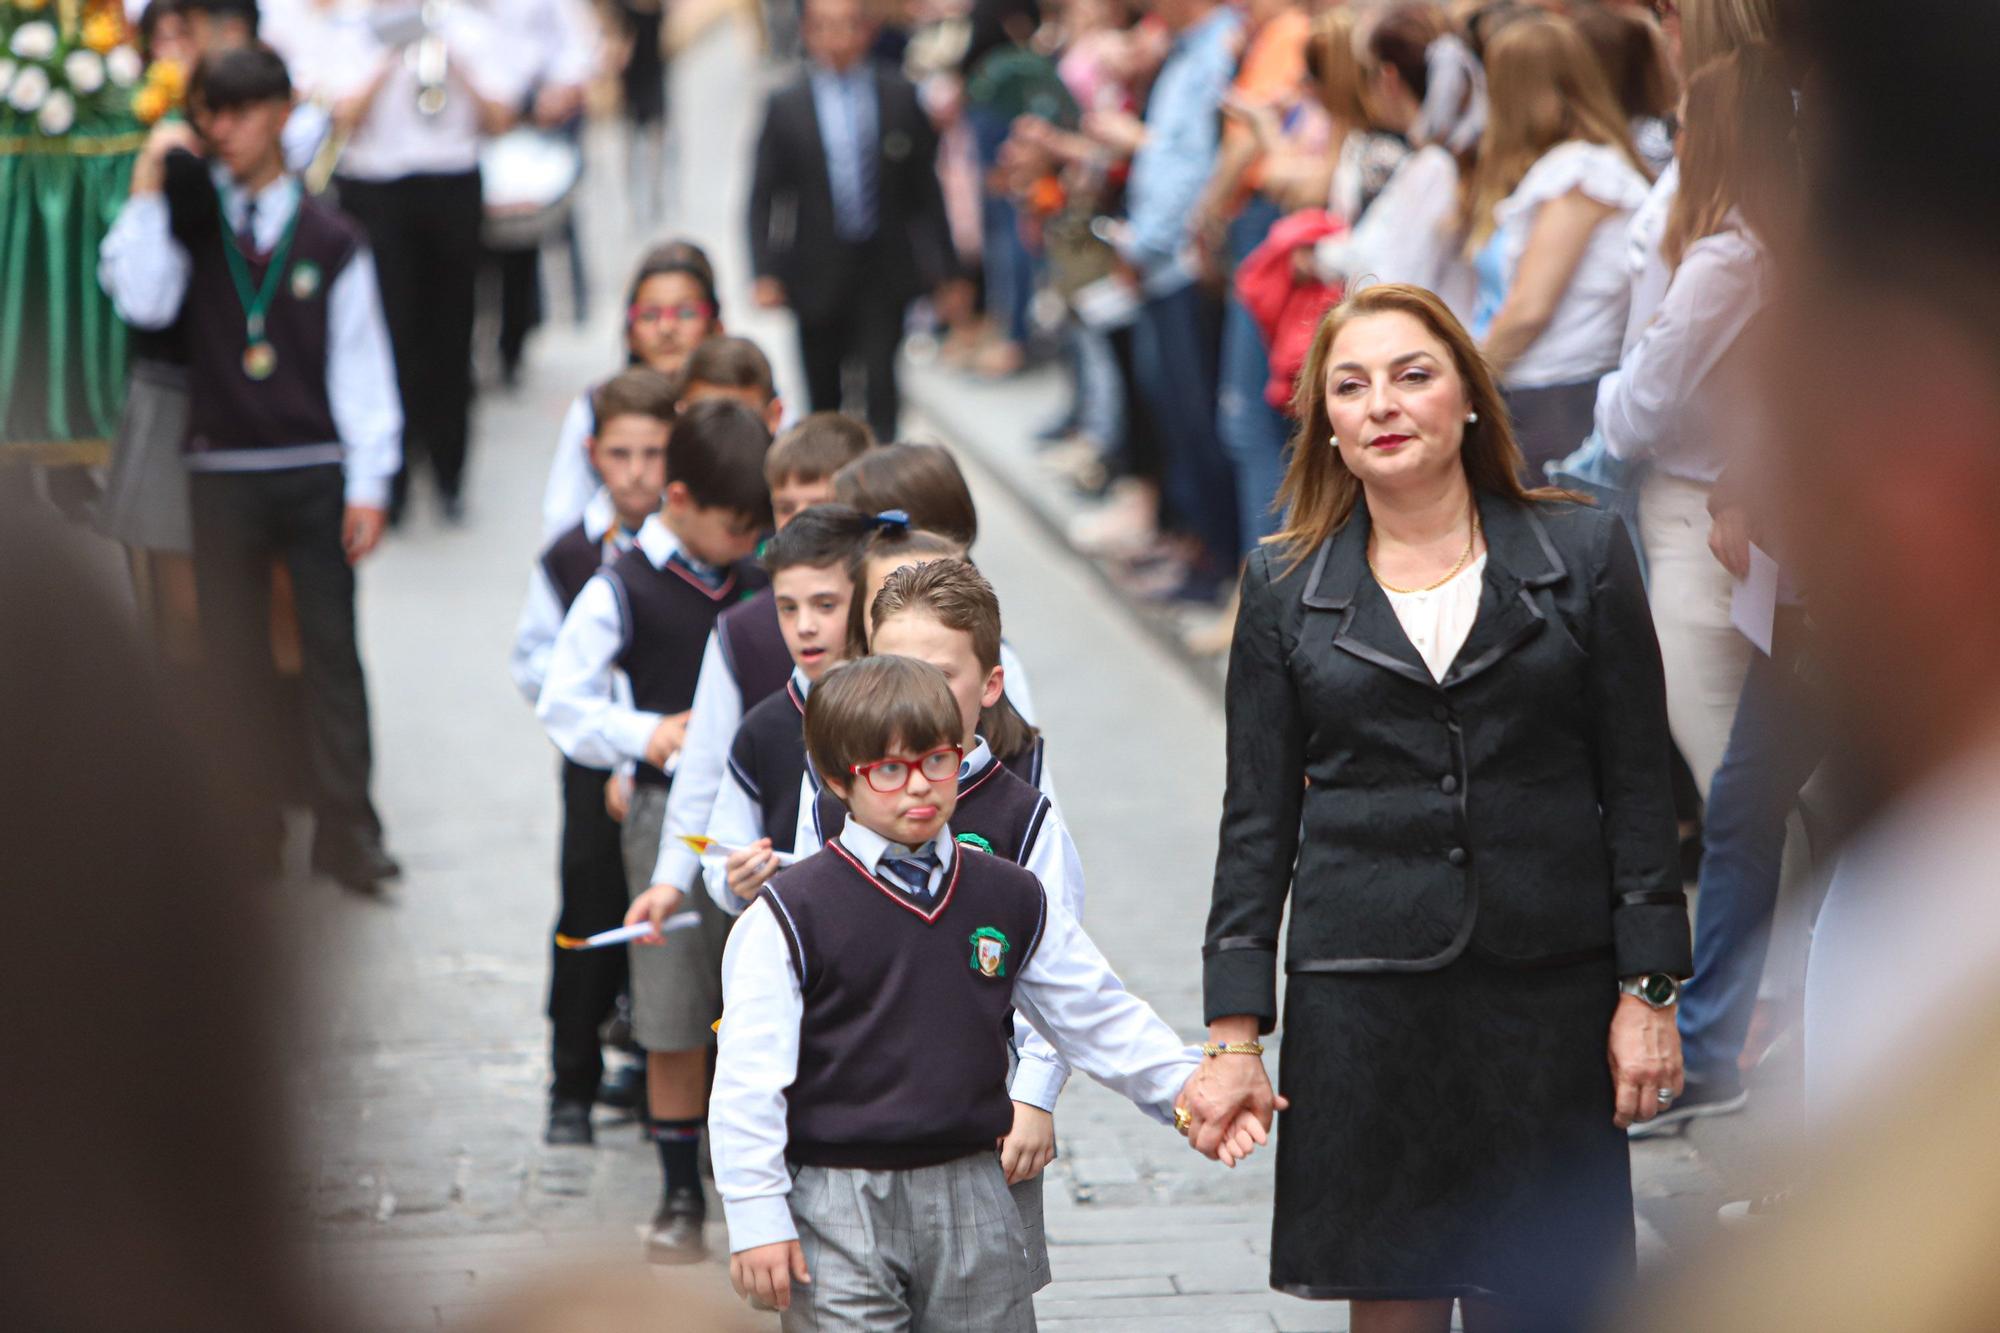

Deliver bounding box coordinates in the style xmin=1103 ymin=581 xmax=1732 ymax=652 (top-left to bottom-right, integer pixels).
xmin=0 ymin=125 xmax=143 ymax=448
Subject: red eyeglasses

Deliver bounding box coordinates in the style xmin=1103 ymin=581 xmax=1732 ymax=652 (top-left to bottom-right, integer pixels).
xmin=850 ymin=745 xmax=963 ymax=795
xmin=628 ymin=302 xmax=715 ymax=326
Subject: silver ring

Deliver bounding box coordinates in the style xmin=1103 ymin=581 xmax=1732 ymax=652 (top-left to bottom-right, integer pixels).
xmin=1657 ymin=1089 xmax=1675 ymax=1104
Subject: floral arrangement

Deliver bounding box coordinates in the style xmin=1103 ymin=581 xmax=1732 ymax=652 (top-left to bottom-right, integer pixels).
xmin=0 ymin=0 xmax=146 ymax=137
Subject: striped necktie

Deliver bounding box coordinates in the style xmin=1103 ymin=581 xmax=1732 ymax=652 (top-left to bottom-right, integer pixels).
xmin=879 ymin=848 xmax=940 ymax=898
xmin=666 ymin=550 xmax=727 ymax=591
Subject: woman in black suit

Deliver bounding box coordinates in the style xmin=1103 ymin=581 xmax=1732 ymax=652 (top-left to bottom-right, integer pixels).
xmin=1181 ymin=284 xmax=1691 ymax=1332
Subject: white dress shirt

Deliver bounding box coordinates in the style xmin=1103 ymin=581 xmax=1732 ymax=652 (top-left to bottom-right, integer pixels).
xmin=650 ymin=636 xmax=1043 ymax=893
xmin=1383 ymin=553 xmax=1487 ymax=682
xmin=96 ymin=169 xmax=404 ymax=508
xmin=541 ymin=388 xmax=601 ymax=540
xmin=508 ymin=488 xmax=633 ymax=704
xmin=1622 ymin=159 xmax=1679 ymax=349
xmin=1314 ymin=145 xmax=1478 ymax=326
xmin=711 ymin=820 xmax=1199 ymax=1252
xmin=309 ymin=3 xmax=532 ymax=181
xmin=536 ymin=512 xmax=697 ymax=768
xmin=1594 ymin=220 xmax=1767 ymax=485
xmin=700 ymin=667 xmax=813 ymax=908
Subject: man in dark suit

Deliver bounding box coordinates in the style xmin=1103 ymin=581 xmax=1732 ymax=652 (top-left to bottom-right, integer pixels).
xmin=747 ymin=0 xmax=953 ymax=443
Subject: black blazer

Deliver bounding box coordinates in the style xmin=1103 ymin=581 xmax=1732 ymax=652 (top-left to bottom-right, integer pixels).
xmin=1202 ymin=492 xmax=1692 ymax=1031
xmin=746 ymin=64 xmax=954 ymax=326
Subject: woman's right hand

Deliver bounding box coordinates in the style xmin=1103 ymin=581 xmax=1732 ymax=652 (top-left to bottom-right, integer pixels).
xmin=1179 ymin=1018 xmax=1288 ymax=1163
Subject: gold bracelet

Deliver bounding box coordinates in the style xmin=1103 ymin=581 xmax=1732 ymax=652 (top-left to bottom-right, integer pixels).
xmin=1201 ymin=1041 xmax=1265 ymax=1058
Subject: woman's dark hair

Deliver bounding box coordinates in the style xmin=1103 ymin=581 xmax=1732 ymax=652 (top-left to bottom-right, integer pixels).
xmin=804 ymin=657 xmax=964 ymax=791
xmin=1368 ymin=2 xmax=1447 ymax=103
xmin=762 ymin=504 xmax=872 ymax=576
xmin=137 ymin=0 xmax=182 ymax=56
xmin=1573 ymin=3 xmax=1675 ymax=121
xmin=665 ymin=399 xmax=775 ymax=526
xmin=681 ymin=335 xmax=776 ymax=403
xmin=187 ymin=43 xmax=290 ymax=113
xmin=963 ymin=0 xmax=1041 ymax=75
xmin=833 ymin=443 xmax=978 ymax=549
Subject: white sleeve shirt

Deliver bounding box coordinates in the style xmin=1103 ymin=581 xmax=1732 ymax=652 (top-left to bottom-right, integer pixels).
xmin=96 ymin=176 xmax=403 ymax=507
xmin=649 ymin=631 xmax=746 ymax=891
xmin=541 ymin=390 xmax=602 ymax=541
xmin=712 ymin=825 xmax=1196 ymax=1253
xmin=509 ymin=489 xmax=623 ymax=705
xmin=1595 ymin=222 xmax=1766 ymax=484
xmin=1006 ymin=806 xmax=1088 ymax=1111
xmin=702 ymin=765 xmax=770 ymax=912
xmin=536 ymin=572 xmax=663 ymax=767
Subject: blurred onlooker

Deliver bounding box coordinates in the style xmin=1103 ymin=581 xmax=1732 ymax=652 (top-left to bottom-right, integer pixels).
xmin=1573 ymin=2 xmax=1677 ymax=174
xmin=1464 ymin=12 xmax=1653 ymax=471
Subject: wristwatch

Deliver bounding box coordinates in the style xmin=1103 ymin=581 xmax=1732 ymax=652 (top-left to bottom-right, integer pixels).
xmin=1618 ymin=973 xmax=1680 ymax=1009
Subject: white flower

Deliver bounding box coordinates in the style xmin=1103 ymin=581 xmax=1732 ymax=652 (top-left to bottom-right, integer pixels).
xmin=64 ymin=49 xmax=105 ymax=95
xmin=0 ymin=59 xmax=17 ymax=101
xmin=9 ymin=20 xmax=58 ymax=61
xmin=8 ymin=63 xmax=49 ymax=113
xmin=37 ymin=87 xmax=74 ymax=134
xmin=106 ymin=46 xmax=143 ymax=87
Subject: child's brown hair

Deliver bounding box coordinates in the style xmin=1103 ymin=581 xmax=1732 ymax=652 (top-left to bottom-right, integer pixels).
xmin=803 ymin=656 xmax=963 ymax=792
xmin=766 ymin=412 xmax=876 ymax=489
xmin=591 ymin=367 xmax=680 ymax=429
xmin=833 ymin=443 xmax=978 ymax=548
xmin=869 ymin=558 xmax=1040 ymax=765
xmin=681 ymin=335 xmax=777 ymax=405
xmin=845 ymin=522 xmax=965 ymax=657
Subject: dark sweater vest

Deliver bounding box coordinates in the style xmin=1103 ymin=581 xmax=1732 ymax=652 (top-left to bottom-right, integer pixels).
xmin=607 ymin=547 xmax=769 ymax=787
xmin=1002 ymin=734 xmax=1046 ymax=790
xmin=716 ymin=588 xmax=792 ymax=711
xmin=727 ymin=678 xmax=809 ymax=852
xmin=761 ymin=842 xmax=1048 ymax=1168
xmin=540 ymin=523 xmax=608 ymax=612
xmin=812 ymin=750 xmax=1052 ymax=866
xmin=181 ymin=189 xmax=362 ymax=459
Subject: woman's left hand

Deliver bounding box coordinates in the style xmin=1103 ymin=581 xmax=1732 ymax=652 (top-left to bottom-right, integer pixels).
xmin=1608 ymin=994 xmax=1684 ymax=1128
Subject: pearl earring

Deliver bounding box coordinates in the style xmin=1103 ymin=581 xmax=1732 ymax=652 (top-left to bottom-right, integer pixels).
xmin=1466 ymin=410 xmax=1479 ymax=424
xmin=1328 ymin=433 xmax=1338 ymax=447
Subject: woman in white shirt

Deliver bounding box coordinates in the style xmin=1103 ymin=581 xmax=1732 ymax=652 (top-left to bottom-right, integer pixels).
xmin=1463 ymin=14 xmax=1653 ymax=473
xmin=1311 ymin=4 xmax=1481 ymax=323
xmin=1594 ymin=43 xmax=1795 ymax=802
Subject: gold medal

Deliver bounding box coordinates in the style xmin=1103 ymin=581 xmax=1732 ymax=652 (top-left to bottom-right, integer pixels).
xmin=243 ymin=341 xmax=278 ymax=381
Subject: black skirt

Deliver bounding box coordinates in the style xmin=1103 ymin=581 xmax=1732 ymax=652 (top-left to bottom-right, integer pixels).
xmin=1271 ymin=953 xmax=1634 ymax=1315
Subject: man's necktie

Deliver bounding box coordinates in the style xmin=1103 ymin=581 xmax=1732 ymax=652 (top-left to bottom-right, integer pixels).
xmin=237 ymin=196 xmax=260 ymax=257
xmin=880 ymin=848 xmax=940 ymax=898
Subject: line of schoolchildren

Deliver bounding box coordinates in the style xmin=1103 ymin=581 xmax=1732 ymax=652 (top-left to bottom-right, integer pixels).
xmin=513 ymin=247 xmax=1272 ymax=1328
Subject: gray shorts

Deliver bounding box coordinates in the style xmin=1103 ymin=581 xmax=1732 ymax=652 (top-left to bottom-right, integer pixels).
xmin=784 ymin=1155 xmax=1038 ymax=1333
xmin=621 ymin=783 xmax=733 ymax=1052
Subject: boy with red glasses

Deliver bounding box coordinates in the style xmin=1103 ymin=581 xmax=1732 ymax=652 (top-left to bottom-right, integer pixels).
xmin=709 ymin=655 xmax=1243 ymax=1325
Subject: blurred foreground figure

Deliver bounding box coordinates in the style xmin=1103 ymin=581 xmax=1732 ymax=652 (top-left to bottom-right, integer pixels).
xmin=1621 ymin=0 xmax=2000 ymax=1325
xmin=0 ymin=501 xmax=321 ymax=1332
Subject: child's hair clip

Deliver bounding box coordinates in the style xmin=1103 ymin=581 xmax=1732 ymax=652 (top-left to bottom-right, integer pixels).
xmin=867 ymin=509 xmax=912 ymax=536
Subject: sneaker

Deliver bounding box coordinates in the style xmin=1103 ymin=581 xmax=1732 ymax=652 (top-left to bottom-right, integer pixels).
xmin=1627 ymin=1078 xmax=1749 ymax=1139
xmin=644 ymin=1186 xmax=708 ymax=1264
xmin=544 ymin=1098 xmax=593 ymax=1146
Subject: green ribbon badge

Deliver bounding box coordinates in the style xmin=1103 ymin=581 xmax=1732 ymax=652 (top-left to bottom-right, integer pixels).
xmin=969 ymin=926 xmax=1010 ymax=978
xmin=955 ymin=832 xmax=995 ymax=855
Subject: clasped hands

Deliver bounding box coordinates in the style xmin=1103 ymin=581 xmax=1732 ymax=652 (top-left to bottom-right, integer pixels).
xmin=1175 ymin=1044 xmax=1287 ymax=1168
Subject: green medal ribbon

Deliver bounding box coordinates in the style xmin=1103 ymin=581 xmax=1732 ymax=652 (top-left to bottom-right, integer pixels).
xmin=216 ymin=182 xmax=303 ymax=381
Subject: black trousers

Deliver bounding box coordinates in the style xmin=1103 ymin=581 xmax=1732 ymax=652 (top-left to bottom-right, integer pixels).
xmin=493 ymin=245 xmax=541 ymax=379
xmin=189 ymin=465 xmax=382 ymax=855
xmin=336 ymin=170 xmax=482 ymax=503
xmin=549 ymin=757 xmax=631 ymax=1102
xmin=797 ymin=248 xmax=907 ymax=443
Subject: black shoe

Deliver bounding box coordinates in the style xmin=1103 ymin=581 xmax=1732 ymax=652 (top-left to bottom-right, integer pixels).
xmin=1628 ymin=1077 xmax=1749 ymax=1139
xmin=313 ymin=837 xmax=403 ymax=892
xmin=645 ymin=1187 xmax=708 ymax=1264
xmin=597 ymin=1061 xmax=645 ymax=1112
xmin=545 ymin=1098 xmax=593 ymax=1145
xmin=440 ymin=492 xmax=467 ymax=525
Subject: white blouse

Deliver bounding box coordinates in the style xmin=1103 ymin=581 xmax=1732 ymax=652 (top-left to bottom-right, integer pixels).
xmin=1314 ymin=145 xmax=1479 ymax=326
xmin=1383 ymin=552 xmax=1487 ymax=682
xmin=1480 ymin=141 xmax=1652 ymax=389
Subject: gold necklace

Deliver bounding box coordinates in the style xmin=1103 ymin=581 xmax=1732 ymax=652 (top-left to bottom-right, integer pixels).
xmin=1369 ymin=510 xmax=1481 ymax=595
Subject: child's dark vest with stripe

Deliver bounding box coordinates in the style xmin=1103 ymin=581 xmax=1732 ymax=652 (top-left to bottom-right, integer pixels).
xmin=812 ymin=748 xmax=1051 ymax=865
xmin=761 ymin=842 xmax=1046 ymax=1168
xmin=540 ymin=523 xmax=610 ymax=611
xmin=727 ymin=676 xmax=809 ymax=852
xmin=716 ymin=588 xmax=792 ymax=711
xmin=605 ymin=548 xmax=768 ymax=786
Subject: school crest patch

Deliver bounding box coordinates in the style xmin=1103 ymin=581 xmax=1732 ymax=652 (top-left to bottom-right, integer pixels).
xmin=289 ymin=261 xmax=322 ymax=301
xmin=955 ymin=832 xmax=994 ymax=855
xmin=969 ymin=926 xmax=1010 ymax=978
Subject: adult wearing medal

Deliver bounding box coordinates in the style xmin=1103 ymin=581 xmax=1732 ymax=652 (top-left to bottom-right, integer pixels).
xmin=100 ymin=44 xmax=405 ymax=892
xmin=1183 ymin=284 xmax=1692 ymax=1330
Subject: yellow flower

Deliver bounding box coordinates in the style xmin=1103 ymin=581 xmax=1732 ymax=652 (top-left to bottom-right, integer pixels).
xmin=146 ymin=58 xmax=185 ymax=99
xmin=132 ymin=83 xmax=168 ymax=124
xmin=83 ymin=11 xmax=125 ymax=53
